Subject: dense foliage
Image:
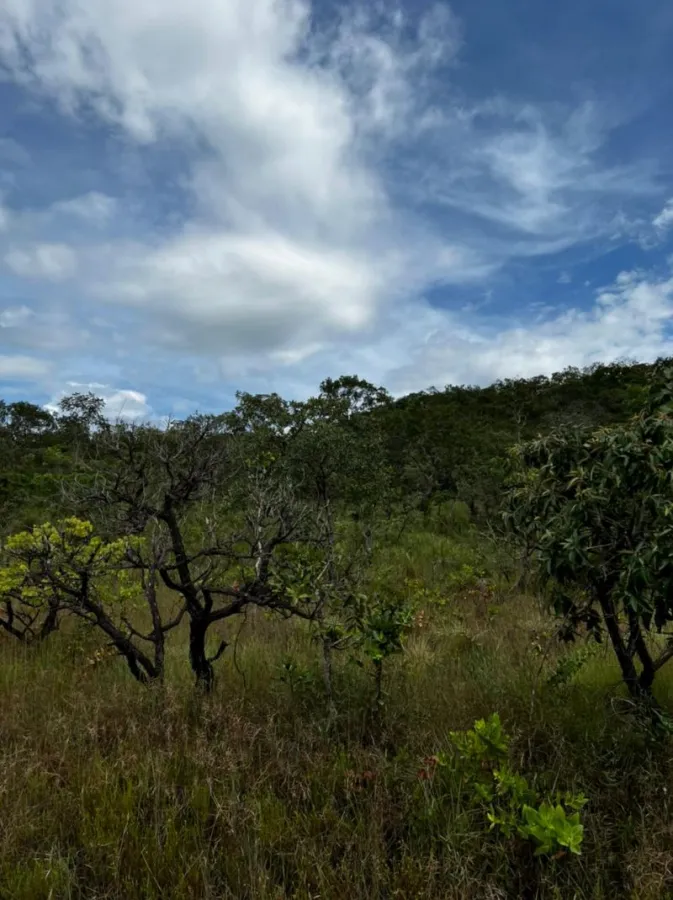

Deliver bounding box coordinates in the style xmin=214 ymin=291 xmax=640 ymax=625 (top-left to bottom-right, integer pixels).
xmin=505 ymin=364 xmax=673 ymax=712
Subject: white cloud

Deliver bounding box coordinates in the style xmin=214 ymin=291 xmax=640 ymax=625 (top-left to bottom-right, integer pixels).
xmin=0 ymin=0 xmax=669 ymax=404
xmin=653 ymin=198 xmax=673 ymax=233
xmin=101 ymin=389 xmax=152 ymax=421
xmin=315 ymin=2 xmax=462 ymax=142
xmin=4 ymin=242 xmax=77 ymax=280
xmin=0 ymin=0 xmax=478 ymax=365
xmin=0 ymin=305 xmax=34 ymax=327
xmin=108 ymin=229 xmax=386 ymax=335
xmin=557 ymin=271 xmax=572 ymax=284
xmin=382 ymin=269 xmax=673 ymax=393
xmin=51 ymin=191 xmax=117 ymax=223
xmin=48 ymin=382 xmax=152 ymax=421
xmin=405 ymin=101 xmax=659 ymax=250
xmin=0 ymin=354 xmax=51 ymax=379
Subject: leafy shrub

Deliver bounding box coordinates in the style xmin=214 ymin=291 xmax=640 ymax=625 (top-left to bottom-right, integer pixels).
xmin=420 ymin=714 xmax=587 ymax=859
xmin=505 ymin=365 xmax=673 ymax=708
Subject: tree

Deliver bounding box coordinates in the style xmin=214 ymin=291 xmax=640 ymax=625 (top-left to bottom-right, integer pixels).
xmin=221 ymin=378 xmax=396 ymax=705
xmin=69 ymin=408 xmax=334 ymax=690
xmin=504 ymin=365 xmax=673 ymax=710
xmin=56 ymin=392 xmax=107 ymax=444
xmin=0 ymin=518 xmax=183 ymax=682
xmin=62 ymin=377 xmax=396 ymax=695
xmin=1 ymin=401 xmax=55 ymax=442
xmin=0 ymin=402 xmax=64 ymax=531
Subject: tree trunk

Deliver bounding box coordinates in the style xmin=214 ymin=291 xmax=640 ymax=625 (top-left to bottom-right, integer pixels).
xmin=599 ymin=589 xmax=639 ymax=691
xmin=628 ymin=611 xmax=656 ymax=694
xmin=120 ymin=648 xmax=151 ymax=684
xmin=599 ymin=587 xmax=655 ymax=704
xmin=145 ymin=565 xmax=165 ymax=684
xmin=189 ymin=616 xmax=215 ymax=692
xmin=39 ymin=602 xmax=61 ymax=640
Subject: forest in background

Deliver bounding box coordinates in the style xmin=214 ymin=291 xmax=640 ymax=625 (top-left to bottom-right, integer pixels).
xmin=1 ymin=357 xmax=673 ymax=900
xmin=0 ymin=357 xmax=656 ymax=531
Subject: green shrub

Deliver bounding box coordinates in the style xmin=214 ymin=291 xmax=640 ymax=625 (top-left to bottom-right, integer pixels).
xmin=422 ymin=714 xmax=587 ymax=859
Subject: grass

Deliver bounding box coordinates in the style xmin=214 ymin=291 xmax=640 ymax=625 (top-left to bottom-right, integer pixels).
xmin=1 ymin=529 xmax=673 ymax=899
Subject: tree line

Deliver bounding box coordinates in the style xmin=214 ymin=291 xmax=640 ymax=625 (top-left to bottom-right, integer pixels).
xmin=2 ymin=358 xmax=673 ymax=716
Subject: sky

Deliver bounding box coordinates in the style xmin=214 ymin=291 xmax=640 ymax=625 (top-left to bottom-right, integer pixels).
xmin=0 ymin=0 xmax=673 ymax=420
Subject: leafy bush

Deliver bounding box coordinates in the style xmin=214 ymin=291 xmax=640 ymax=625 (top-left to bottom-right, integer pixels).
xmin=420 ymin=714 xmax=587 ymax=859
xmin=505 ymin=365 xmax=673 ymax=709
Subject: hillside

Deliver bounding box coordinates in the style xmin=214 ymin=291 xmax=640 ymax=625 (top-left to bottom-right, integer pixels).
xmin=1 ymin=358 xmax=673 ymax=899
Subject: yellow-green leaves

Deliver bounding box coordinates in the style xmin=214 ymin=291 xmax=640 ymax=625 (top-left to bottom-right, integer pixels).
xmin=0 ymin=518 xmax=143 ymax=608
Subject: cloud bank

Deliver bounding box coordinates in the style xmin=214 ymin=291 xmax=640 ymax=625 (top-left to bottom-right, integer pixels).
xmin=0 ymin=0 xmax=671 ymax=412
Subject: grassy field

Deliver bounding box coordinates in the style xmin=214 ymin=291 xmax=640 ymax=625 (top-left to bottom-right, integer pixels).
xmin=2 ymin=529 xmax=673 ymax=899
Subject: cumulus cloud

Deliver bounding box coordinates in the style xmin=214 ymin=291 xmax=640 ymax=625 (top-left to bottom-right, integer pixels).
xmin=383 ymin=269 xmax=673 ymax=393
xmin=106 ymin=229 xmax=386 ymax=343
xmin=0 ymin=354 xmax=51 ymax=379
xmin=0 ymin=0 xmax=670 ymax=407
xmin=0 ymin=0 xmax=483 ymax=366
xmin=51 ymin=192 xmax=117 ymax=223
xmin=653 ymin=198 xmax=673 ymax=234
xmin=4 ymin=242 xmax=77 ymax=280
xmin=47 ymin=382 xmax=152 ymax=421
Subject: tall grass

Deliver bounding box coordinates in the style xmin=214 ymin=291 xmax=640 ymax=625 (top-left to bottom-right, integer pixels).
xmin=1 ymin=528 xmax=672 ymax=899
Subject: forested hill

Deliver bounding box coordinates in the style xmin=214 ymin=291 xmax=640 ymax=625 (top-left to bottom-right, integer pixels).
xmin=375 ymin=358 xmax=666 ymax=518
xmin=0 ymin=357 xmax=668 ymax=530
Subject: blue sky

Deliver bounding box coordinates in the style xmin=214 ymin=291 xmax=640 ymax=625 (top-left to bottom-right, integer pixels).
xmin=1 ymin=0 xmax=673 ymax=419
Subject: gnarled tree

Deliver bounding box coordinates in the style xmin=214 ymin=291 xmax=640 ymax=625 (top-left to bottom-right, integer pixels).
xmin=0 ymin=518 xmax=182 ymax=682
xmin=65 ymin=378 xmax=395 ymax=692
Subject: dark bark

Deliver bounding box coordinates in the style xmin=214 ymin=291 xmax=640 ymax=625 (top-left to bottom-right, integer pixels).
xmin=0 ymin=598 xmax=61 ymax=643
xmin=160 ymin=504 xmax=201 ymax=612
xmin=598 ymin=587 xmax=643 ymax=699
xmin=189 ymin=615 xmax=215 ymax=691
xmin=0 ymin=600 xmax=27 ymax=641
xmin=92 ymin=611 xmax=160 ymax=684
xmin=599 ymin=586 xmax=660 ymax=710
xmin=144 ymin=564 xmax=165 ymax=682
xmin=38 ymin=601 xmax=61 ymax=640
xmin=627 ymin=607 xmax=656 ymax=692
xmin=374 ymin=659 xmax=384 ymax=709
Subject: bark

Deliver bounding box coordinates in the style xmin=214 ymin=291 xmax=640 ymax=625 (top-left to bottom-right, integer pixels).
xmin=79 ymin=596 xmax=160 ymax=685
xmin=144 ymin=565 xmax=165 ymax=683
xmin=39 ymin=601 xmax=61 ymax=641
xmin=189 ymin=616 xmax=215 ymax=692
xmin=374 ymin=659 xmax=384 ymax=709
xmin=598 ymin=586 xmax=660 ymax=712
xmin=599 ymin=587 xmax=642 ymax=698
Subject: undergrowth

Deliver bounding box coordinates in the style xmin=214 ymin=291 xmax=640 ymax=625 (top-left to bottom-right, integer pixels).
xmin=1 ymin=528 xmax=672 ymax=899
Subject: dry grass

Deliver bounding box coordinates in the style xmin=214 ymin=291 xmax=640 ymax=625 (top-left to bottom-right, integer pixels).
xmin=2 ymin=538 xmax=673 ymax=899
